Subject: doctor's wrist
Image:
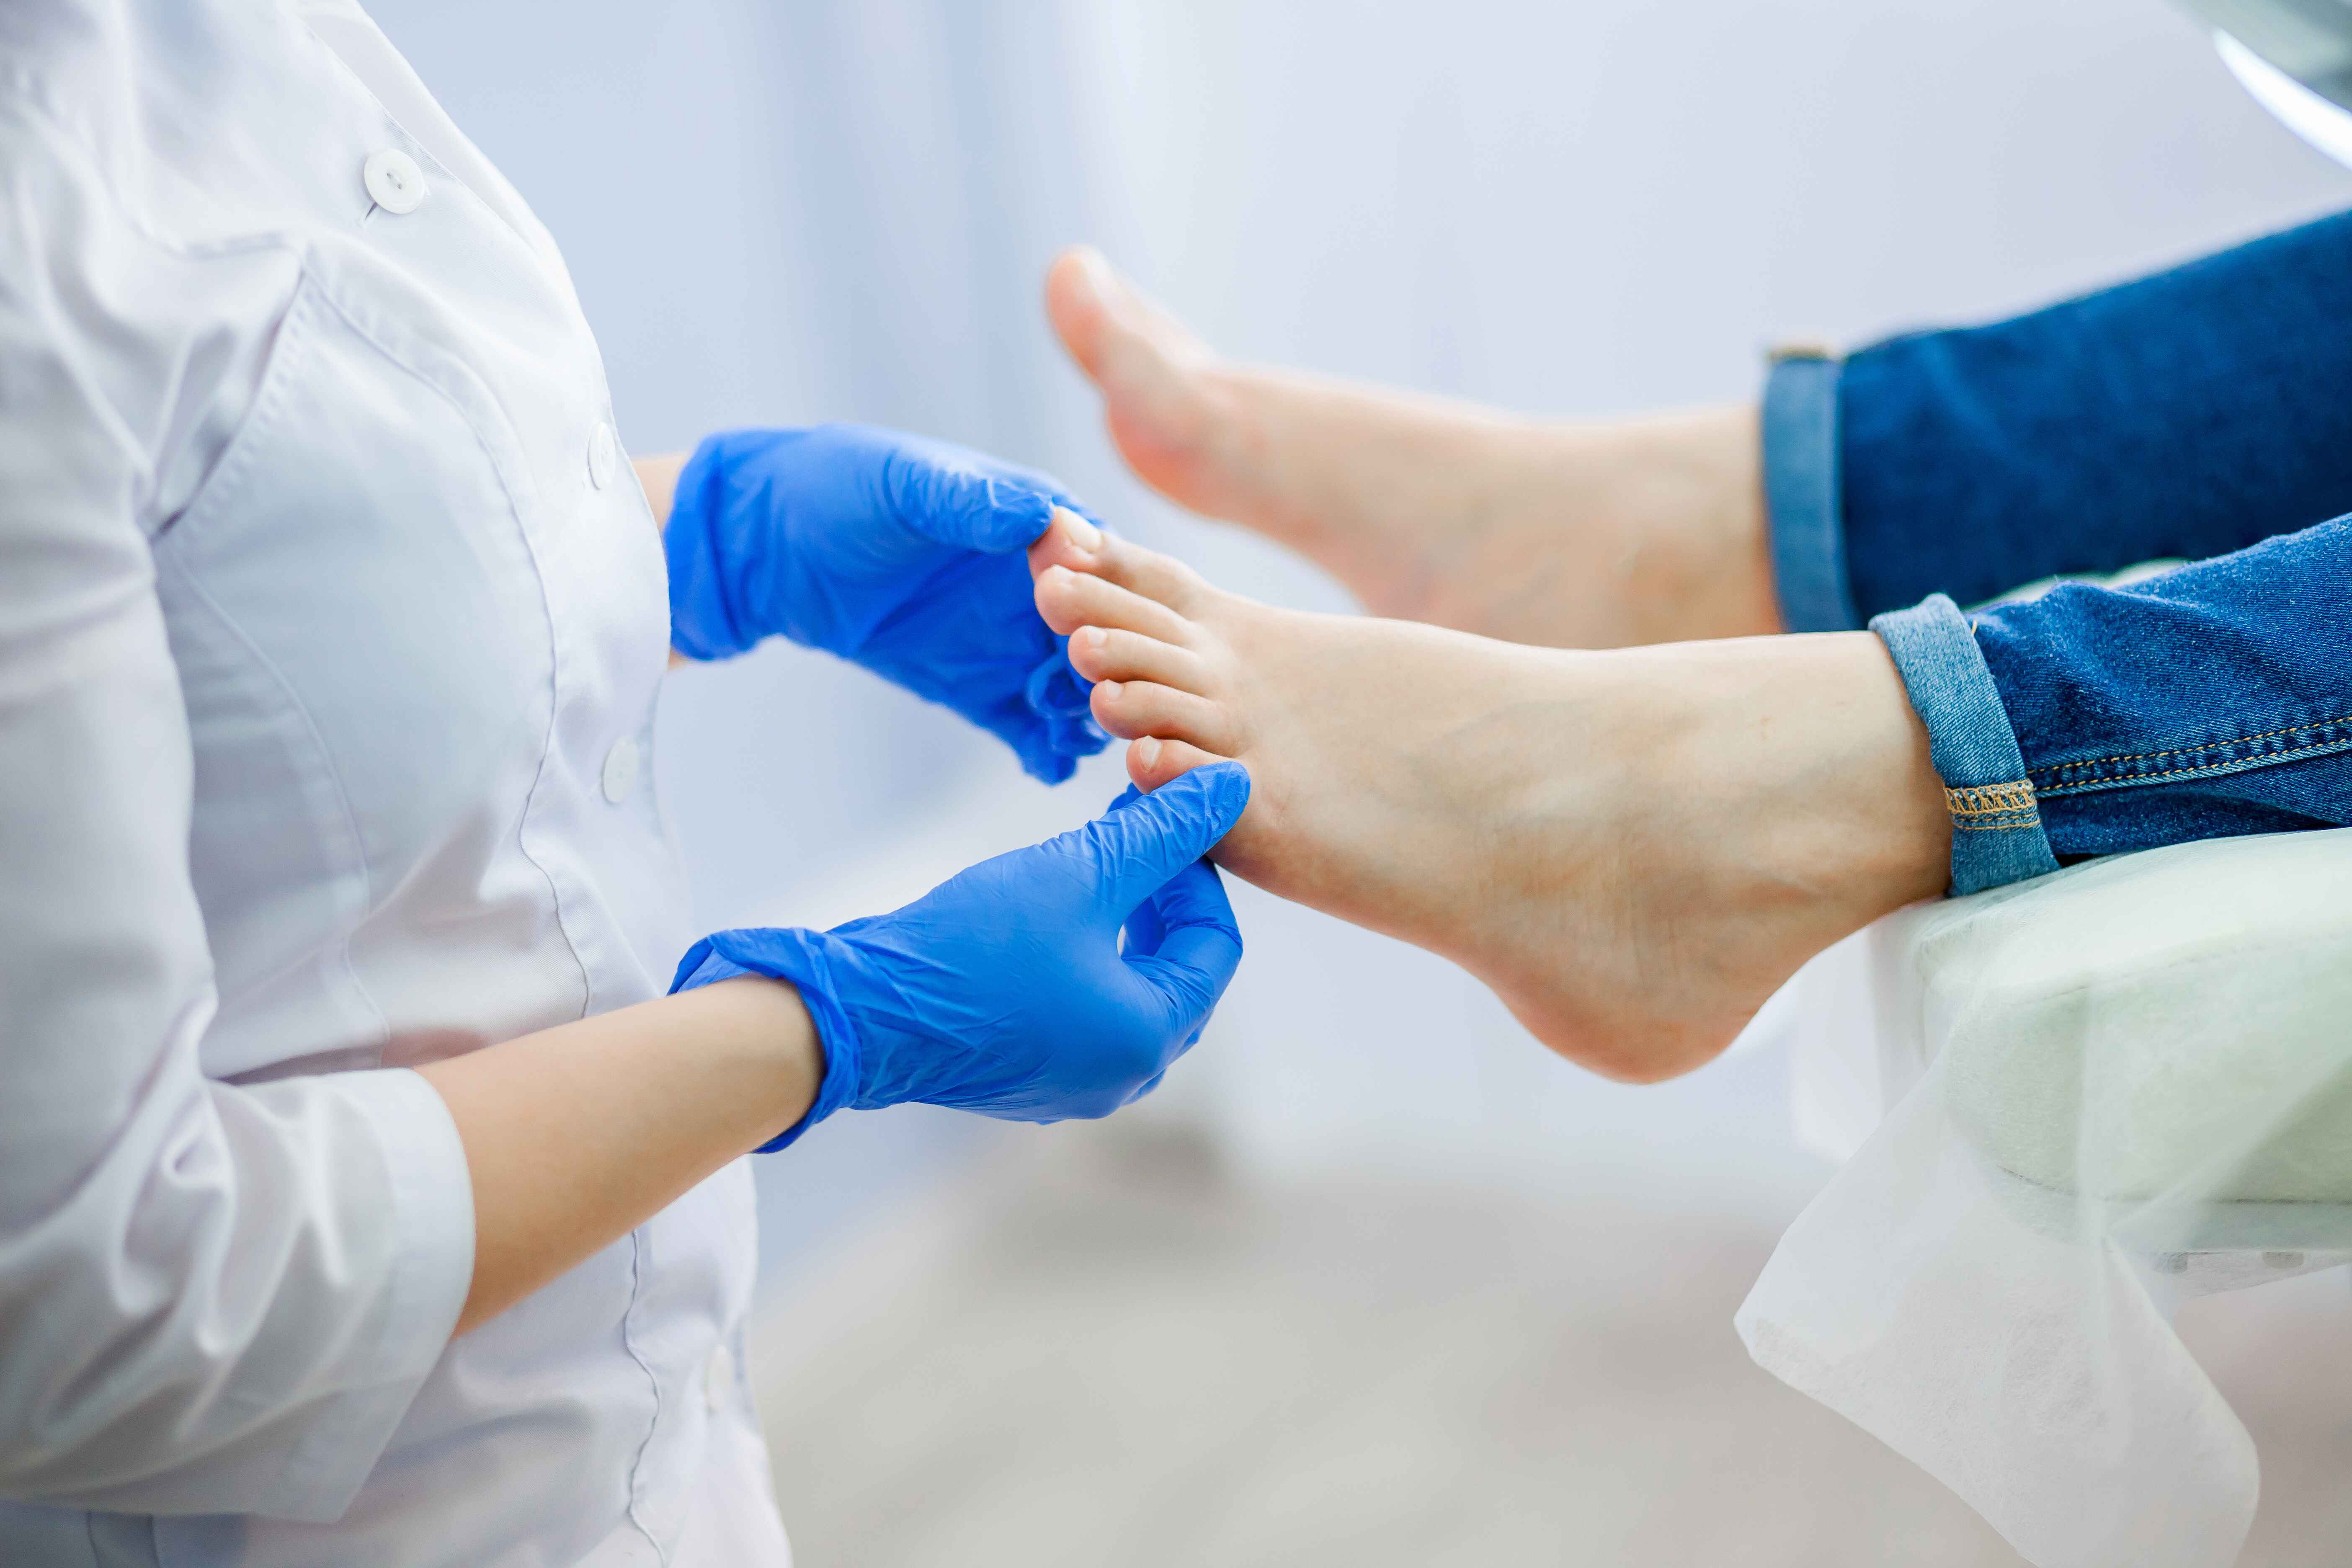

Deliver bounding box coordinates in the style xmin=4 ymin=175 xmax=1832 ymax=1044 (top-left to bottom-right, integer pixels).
xmin=675 ymin=974 xmax=826 ymax=1154
xmin=671 ymin=930 xmax=865 ymax=1150
xmin=418 ymin=966 xmax=825 ymax=1334
xmin=634 ymin=451 xmax=688 ymax=534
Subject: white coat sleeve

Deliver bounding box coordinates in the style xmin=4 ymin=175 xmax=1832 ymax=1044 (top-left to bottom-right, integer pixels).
xmin=0 ymin=108 xmax=475 ymax=1523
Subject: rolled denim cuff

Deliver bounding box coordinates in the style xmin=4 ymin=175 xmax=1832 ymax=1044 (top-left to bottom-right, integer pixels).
xmin=1761 ymin=349 xmax=1862 ymax=633
xmin=1870 ymin=593 xmax=2062 ymax=896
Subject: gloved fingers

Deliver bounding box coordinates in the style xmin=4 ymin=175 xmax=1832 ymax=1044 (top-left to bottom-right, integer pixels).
xmin=1021 ymin=644 xmax=1112 ymax=778
xmin=1014 ymin=744 xmax=1079 ymax=787
xmin=1123 ymin=858 xmax=1242 ymax=1025
xmin=881 ymin=429 xmax=1082 ymax=521
xmin=1140 ymin=853 xmax=1236 ymax=945
xmin=1121 ymin=873 xmax=1169 ymax=956
xmin=1120 ymin=1065 xmax=1171 ymax=1107
xmin=1063 ymin=761 xmax=1250 ymax=913
xmin=1119 ymin=825 xmax=1228 ymax=959
xmin=880 ymin=441 xmax=1063 ymax=553
xmin=1119 ymin=1014 xmax=1212 ymax=1108
xmin=1107 ymin=780 xmax=1165 ymax=946
xmin=1114 ymin=770 xmax=1165 ymax=954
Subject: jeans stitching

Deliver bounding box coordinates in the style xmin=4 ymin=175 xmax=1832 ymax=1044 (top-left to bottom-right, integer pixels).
xmin=1944 ymin=781 xmax=2045 ymax=839
xmin=2031 ymin=712 xmax=2352 ymax=775
xmin=1945 ymin=781 xmax=2039 ymax=816
xmin=2034 ymin=729 xmax=2352 ymax=795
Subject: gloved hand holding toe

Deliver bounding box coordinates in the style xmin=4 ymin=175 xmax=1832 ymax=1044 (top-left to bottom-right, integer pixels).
xmin=673 ymin=761 xmax=1251 ymax=1148
xmin=665 ymin=423 xmax=1110 ymax=781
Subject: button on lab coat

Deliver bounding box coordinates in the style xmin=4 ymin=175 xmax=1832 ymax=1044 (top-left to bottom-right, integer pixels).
xmin=0 ymin=2 xmax=788 ymax=1561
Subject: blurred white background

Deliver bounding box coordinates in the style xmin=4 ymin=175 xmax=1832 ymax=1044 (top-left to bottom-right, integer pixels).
xmin=371 ymin=3 xmax=2352 ymax=1560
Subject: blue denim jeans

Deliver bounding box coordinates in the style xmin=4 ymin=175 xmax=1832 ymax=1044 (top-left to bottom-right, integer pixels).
xmin=1763 ymin=210 xmax=2352 ymax=894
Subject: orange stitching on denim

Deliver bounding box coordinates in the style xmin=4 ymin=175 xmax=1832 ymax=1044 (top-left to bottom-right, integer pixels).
xmin=2036 ymin=732 xmax=2352 ymax=794
xmin=2034 ymin=712 xmax=2352 ymax=775
xmin=1945 ymin=781 xmax=2038 ymax=818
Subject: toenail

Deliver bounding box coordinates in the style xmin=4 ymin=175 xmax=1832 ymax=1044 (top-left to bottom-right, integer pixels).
xmin=1055 ymin=506 xmax=1104 ymax=552
xmin=1078 ymin=627 xmax=1106 ymax=649
xmin=1135 ymin=737 xmax=1161 ymax=768
xmin=1097 ymin=680 xmax=1122 ymax=700
xmin=1071 ymin=246 xmax=1117 ymax=298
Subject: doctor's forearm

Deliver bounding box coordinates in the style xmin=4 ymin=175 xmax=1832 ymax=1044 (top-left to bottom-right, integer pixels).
xmin=635 ymin=450 xmax=696 ymax=668
xmin=636 ymin=450 xmax=687 ymax=530
xmin=417 ymin=975 xmax=819 ymax=1335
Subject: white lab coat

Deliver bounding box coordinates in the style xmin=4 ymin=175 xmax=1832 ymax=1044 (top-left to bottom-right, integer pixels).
xmin=0 ymin=2 xmax=789 ymax=1562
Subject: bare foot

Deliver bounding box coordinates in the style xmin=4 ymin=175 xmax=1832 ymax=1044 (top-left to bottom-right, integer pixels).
xmin=1044 ymin=247 xmax=1782 ymax=650
xmin=1030 ymin=513 xmax=1946 ymax=1082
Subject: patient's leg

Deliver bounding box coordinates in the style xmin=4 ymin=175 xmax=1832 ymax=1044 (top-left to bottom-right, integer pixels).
xmin=1045 ymin=248 xmax=1780 ymax=650
xmin=1031 ymin=512 xmax=1946 ymax=1083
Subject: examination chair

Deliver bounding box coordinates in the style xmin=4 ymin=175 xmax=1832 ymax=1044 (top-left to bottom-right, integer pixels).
xmin=1743 ymin=824 xmax=2352 ymax=1568
xmin=1907 ymin=826 xmax=2352 ymax=1267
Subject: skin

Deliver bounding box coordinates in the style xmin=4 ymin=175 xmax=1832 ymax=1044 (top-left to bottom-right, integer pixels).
xmin=1037 ymin=247 xmax=1957 ymax=1078
xmin=1027 ymin=490 xmax=1948 ymax=1083
xmin=416 ymin=454 xmax=817 ymax=1336
xmin=420 ymin=979 xmax=818 ymax=1334
xmin=1041 ymin=245 xmax=1783 ymax=651
xmin=637 ymin=451 xmax=694 ymax=669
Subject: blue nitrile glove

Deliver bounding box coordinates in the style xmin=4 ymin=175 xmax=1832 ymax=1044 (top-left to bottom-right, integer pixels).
xmin=672 ymin=762 xmax=1251 ymax=1149
xmin=665 ymin=424 xmax=1110 ymax=783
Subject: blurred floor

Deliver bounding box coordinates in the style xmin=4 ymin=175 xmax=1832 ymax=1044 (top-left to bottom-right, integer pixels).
xmin=749 ymin=1124 xmax=2352 ymax=1567
xmin=737 ymin=1128 xmax=2156 ymax=1564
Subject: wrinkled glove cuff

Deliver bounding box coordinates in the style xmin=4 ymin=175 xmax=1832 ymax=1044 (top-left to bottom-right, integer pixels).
xmin=670 ymin=929 xmax=867 ymax=1151
xmin=1020 ymin=643 xmax=1108 ymax=783
xmin=664 ymin=435 xmax=755 ymax=662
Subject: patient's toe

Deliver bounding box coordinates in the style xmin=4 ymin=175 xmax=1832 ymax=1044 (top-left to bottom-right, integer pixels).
xmin=1083 ymin=534 xmax=1209 ymax=614
xmin=1128 ymin=735 xmax=1235 ymax=793
xmin=1068 ymin=626 xmax=1211 ymax=693
xmin=1036 ymin=565 xmax=1194 ymax=645
xmin=1026 ymin=513 xmax=1207 ymax=616
xmin=1046 ymin=247 xmax=1214 ymax=430
xmin=1092 ymin=680 xmax=1239 ymax=754
xmin=1027 ymin=506 xmax=1106 ymax=579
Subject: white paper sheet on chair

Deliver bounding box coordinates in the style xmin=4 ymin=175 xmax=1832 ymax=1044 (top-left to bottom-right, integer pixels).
xmin=1738 ymin=828 xmax=2352 ymax=1568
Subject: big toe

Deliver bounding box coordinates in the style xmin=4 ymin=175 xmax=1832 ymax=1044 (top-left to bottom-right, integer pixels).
xmin=1046 ymin=248 xmax=1215 ymax=451
xmin=1034 ymin=564 xmax=1194 ymax=645
xmin=1027 ymin=509 xmax=1212 ymax=620
xmin=1043 ymin=248 xmax=1123 ymax=384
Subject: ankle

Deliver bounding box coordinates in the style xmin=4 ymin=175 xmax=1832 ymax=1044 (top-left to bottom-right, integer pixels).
xmin=1534 ymin=405 xmax=1779 ymax=647
xmin=1659 ymin=632 xmax=1949 ymax=938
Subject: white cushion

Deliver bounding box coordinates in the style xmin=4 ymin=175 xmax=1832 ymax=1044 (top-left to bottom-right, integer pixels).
xmin=1904 ymin=828 xmax=2352 ymax=1239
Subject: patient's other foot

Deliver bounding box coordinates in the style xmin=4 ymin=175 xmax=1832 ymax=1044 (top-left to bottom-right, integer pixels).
xmin=1045 ymin=247 xmax=1782 ymax=650
xmin=1031 ymin=513 xmax=1945 ymax=1082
